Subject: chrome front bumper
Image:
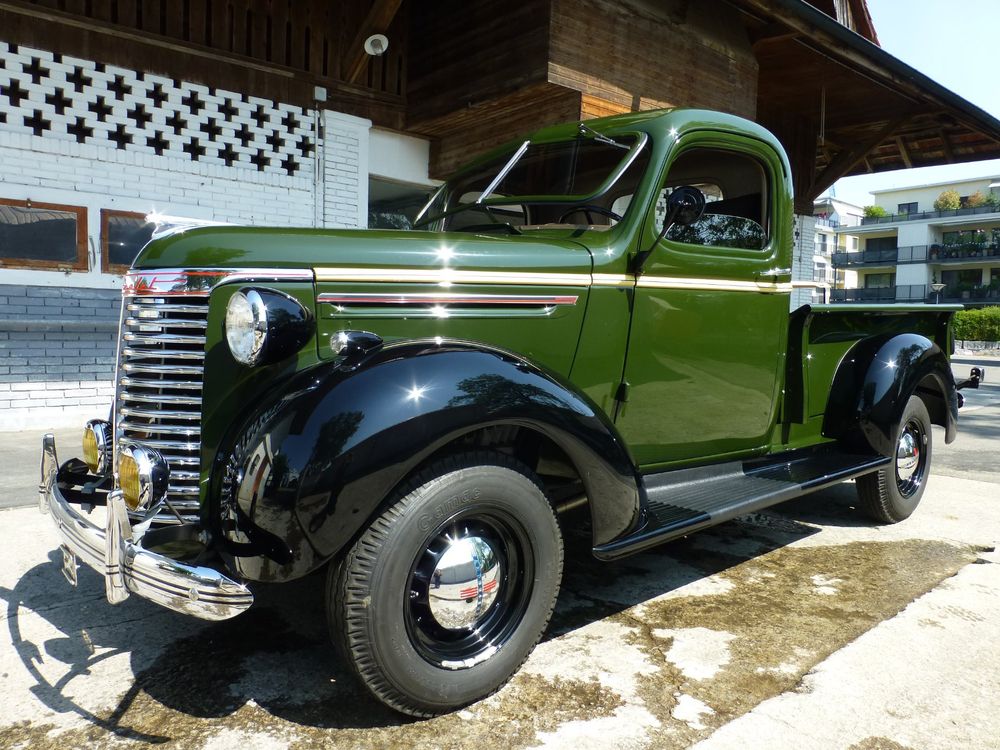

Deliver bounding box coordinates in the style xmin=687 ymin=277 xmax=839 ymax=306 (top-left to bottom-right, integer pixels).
xmin=39 ymin=434 xmax=253 ymax=621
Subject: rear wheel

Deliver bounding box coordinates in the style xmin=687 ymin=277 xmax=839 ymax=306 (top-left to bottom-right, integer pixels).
xmin=856 ymin=395 xmax=932 ymax=523
xmin=328 ymin=452 xmax=563 ymax=717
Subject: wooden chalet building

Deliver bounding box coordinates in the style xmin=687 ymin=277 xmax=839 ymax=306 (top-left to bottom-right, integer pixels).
xmin=1 ymin=0 xmax=999 ymax=425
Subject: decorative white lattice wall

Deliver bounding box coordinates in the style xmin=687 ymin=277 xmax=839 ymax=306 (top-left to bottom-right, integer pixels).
xmin=0 ymin=39 xmax=374 ymax=427
xmin=0 ymin=41 xmax=316 ymax=178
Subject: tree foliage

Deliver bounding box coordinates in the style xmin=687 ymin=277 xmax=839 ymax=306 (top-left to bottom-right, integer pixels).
xmin=933 ymin=189 xmax=961 ymax=211
xmin=965 ymin=190 xmax=987 ymax=208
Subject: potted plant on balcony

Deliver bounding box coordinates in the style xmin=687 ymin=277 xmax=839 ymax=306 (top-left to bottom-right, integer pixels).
xmin=988 ymin=279 xmax=1000 ymax=299
xmin=929 ymin=243 xmax=941 ymax=260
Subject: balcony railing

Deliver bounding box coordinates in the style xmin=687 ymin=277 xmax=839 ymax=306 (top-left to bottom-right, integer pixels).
xmin=829 ymin=287 xmax=898 ymax=303
xmin=831 ymin=248 xmax=899 ymax=266
xmin=936 ymin=284 xmax=1000 ymax=303
xmin=829 ymin=285 xmax=929 ymax=304
xmin=834 ymin=244 xmax=1000 ymax=266
xmin=911 ymin=243 xmax=1000 ymax=263
xmin=814 ymin=217 xmax=837 ymax=229
xmin=829 ymin=284 xmax=1000 ymax=305
xmin=861 ymin=204 xmax=1000 ymax=225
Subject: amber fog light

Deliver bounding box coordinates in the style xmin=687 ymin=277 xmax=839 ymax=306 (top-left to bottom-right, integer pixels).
xmin=118 ymin=443 xmax=170 ymax=512
xmin=82 ymin=419 xmax=111 ymax=474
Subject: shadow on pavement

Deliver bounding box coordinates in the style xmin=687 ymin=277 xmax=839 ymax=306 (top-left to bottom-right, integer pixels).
xmin=1 ymin=486 xmax=878 ymax=740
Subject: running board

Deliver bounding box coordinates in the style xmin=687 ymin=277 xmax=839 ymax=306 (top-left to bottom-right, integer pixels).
xmin=593 ymin=446 xmax=890 ymax=560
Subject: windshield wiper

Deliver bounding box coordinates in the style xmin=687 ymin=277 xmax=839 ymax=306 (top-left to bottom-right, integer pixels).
xmin=578 ymin=122 xmax=628 ymax=150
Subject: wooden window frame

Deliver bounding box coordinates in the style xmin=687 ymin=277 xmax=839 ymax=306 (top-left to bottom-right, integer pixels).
xmin=101 ymin=209 xmax=152 ymax=275
xmin=0 ymin=197 xmax=88 ymax=271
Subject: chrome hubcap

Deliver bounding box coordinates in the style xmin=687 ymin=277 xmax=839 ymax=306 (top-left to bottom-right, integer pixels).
xmin=406 ymin=511 xmax=533 ymax=670
xmin=896 ymin=429 xmax=919 ymax=482
xmin=428 ymin=535 xmax=503 ymax=630
xmin=895 ymin=419 xmax=927 ymax=498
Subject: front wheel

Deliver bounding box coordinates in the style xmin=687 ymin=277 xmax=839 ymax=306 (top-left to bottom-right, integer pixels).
xmin=856 ymin=395 xmax=932 ymax=523
xmin=328 ymin=452 xmax=563 ymax=717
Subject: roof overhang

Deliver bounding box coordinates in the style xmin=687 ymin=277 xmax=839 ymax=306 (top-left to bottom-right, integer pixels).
xmin=726 ymin=0 xmax=1000 ymax=211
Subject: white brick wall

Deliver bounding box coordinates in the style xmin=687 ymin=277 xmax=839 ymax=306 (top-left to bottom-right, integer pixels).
xmin=321 ymin=110 xmax=371 ymax=229
xmin=0 ymin=41 xmax=372 ymax=428
xmin=0 ymin=379 xmax=115 ymax=430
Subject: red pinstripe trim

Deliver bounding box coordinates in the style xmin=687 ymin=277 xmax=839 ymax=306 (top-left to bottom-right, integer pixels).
xmin=318 ymin=293 xmax=578 ymax=306
xmin=123 ymin=270 xmax=309 ymax=296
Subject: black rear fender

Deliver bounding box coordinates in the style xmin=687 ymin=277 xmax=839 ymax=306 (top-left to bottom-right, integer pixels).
xmin=823 ymin=333 xmax=958 ymax=455
xmin=213 ymin=342 xmax=641 ymax=582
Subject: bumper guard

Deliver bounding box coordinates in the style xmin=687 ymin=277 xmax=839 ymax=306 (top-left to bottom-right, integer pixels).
xmin=39 ymin=434 xmax=253 ymax=621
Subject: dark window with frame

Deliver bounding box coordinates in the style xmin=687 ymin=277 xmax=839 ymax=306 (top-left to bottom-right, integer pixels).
xmin=864 ymin=272 xmax=895 ymax=289
xmin=0 ymin=198 xmax=88 ymax=271
xmin=101 ymin=209 xmax=156 ymax=273
xmin=657 ymin=148 xmax=770 ymax=251
xmin=866 ymin=236 xmax=898 ymax=251
xmin=897 ymin=202 xmax=918 ymax=214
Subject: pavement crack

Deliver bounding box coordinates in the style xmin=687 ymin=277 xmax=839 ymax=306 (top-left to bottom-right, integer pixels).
xmin=3 ymin=595 xmax=107 ymax=621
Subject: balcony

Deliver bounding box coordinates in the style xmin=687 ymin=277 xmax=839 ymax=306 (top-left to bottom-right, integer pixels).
xmin=896 ymin=243 xmax=1000 ymax=264
xmin=831 ymin=248 xmax=899 ymax=267
xmin=829 ymin=287 xmax=898 ymax=303
xmin=860 ymin=204 xmax=1000 ymax=225
xmin=829 ymin=283 xmax=1000 ymax=305
xmin=935 ymin=284 xmax=1000 ymax=304
xmin=829 ymin=285 xmax=930 ymax=304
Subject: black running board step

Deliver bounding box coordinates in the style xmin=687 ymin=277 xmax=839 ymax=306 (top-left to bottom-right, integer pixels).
xmin=593 ymin=446 xmax=890 ymax=560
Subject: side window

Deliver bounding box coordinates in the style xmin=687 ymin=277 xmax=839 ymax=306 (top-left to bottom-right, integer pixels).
xmin=656 ymin=148 xmax=770 ymax=251
xmin=101 ymin=209 xmax=156 ymax=273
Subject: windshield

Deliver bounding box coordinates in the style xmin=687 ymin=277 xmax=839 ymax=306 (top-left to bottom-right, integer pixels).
xmin=415 ymin=133 xmax=649 ymax=232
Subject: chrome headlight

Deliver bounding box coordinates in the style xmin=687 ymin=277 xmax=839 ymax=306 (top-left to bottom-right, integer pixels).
xmin=225 ymin=287 xmax=314 ymax=367
xmin=225 ymin=289 xmax=268 ymax=366
xmin=117 ymin=443 xmax=170 ymax=512
xmin=82 ymin=418 xmax=112 ymax=474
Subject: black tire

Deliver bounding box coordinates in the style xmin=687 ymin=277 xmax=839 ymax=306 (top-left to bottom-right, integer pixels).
xmin=856 ymin=395 xmax=932 ymax=523
xmin=328 ymin=451 xmax=563 ymax=717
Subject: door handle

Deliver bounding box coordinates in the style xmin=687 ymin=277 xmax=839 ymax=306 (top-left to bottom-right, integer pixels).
xmin=756 ymin=267 xmax=791 ymax=279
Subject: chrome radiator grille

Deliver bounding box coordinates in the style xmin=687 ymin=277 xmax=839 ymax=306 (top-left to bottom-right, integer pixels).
xmin=115 ymin=295 xmax=209 ymax=523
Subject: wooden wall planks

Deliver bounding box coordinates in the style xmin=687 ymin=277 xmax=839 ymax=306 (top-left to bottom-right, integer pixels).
xmin=11 ymin=0 xmax=406 ymax=101
xmin=548 ymin=0 xmax=758 ymax=119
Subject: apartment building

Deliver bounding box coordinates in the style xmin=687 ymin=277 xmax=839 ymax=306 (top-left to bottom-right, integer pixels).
xmin=813 ymin=196 xmax=863 ymax=302
xmin=830 ymin=176 xmax=1000 ymax=305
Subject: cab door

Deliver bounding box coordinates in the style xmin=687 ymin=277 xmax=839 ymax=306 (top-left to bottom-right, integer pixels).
xmin=616 ymin=133 xmax=791 ymax=469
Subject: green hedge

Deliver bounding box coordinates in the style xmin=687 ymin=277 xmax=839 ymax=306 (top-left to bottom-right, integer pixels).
xmin=953 ymin=306 xmax=1000 ymax=341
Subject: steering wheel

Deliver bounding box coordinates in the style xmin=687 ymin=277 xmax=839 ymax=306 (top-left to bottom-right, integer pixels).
xmin=557 ymin=204 xmax=624 ymax=224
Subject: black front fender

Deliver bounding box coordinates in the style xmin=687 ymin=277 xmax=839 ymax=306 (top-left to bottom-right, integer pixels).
xmin=213 ymin=341 xmax=641 ymax=582
xmin=824 ymin=333 xmax=958 ymax=455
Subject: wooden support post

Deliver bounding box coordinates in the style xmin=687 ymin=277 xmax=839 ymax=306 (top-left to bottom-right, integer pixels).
xmin=895 ymin=136 xmax=912 ymax=168
xmin=940 ymin=129 xmax=955 ymax=162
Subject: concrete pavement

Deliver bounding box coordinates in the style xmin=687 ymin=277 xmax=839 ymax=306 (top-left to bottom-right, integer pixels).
xmin=0 ymin=358 xmax=996 ymax=748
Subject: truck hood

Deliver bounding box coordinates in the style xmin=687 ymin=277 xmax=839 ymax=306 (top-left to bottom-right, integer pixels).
xmin=133 ymin=226 xmax=595 ymax=277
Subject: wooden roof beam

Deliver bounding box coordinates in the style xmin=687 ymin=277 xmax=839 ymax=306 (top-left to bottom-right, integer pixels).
xmin=808 ymin=116 xmax=907 ymax=199
xmin=342 ymin=0 xmax=403 ymax=85
xmin=750 ymin=22 xmax=801 ymax=49
xmin=895 ymin=136 xmax=912 ymax=168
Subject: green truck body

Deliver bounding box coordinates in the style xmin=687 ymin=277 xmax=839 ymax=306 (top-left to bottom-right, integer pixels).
xmin=40 ymin=107 xmax=972 ymax=716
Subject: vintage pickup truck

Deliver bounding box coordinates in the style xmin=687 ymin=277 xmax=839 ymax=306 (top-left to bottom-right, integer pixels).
xmin=40 ymin=108 xmax=982 ymax=716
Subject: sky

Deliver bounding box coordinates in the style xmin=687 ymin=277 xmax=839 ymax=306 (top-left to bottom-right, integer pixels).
xmin=830 ymin=0 xmax=1000 ymax=207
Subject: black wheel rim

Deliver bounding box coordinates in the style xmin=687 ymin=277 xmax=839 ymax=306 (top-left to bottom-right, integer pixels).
xmin=895 ymin=417 xmax=927 ymax=498
xmin=405 ymin=508 xmax=534 ymax=670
